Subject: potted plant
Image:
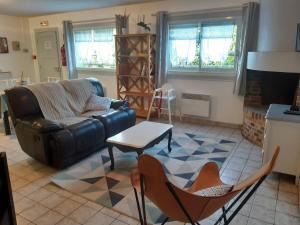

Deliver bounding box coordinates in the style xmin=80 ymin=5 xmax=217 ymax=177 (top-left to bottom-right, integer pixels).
xmin=137 ymin=15 xmax=151 ymax=33
xmin=115 ymin=10 xmax=129 ymax=35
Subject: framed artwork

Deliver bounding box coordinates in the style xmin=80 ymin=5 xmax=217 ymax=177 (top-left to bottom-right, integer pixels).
xmin=0 ymin=37 xmax=9 ymax=53
xmin=296 ymin=24 xmax=300 ymax=52
xmin=12 ymin=41 xmax=20 ymax=51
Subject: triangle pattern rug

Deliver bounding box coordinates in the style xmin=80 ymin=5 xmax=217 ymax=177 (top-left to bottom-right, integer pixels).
xmin=52 ymin=132 xmax=236 ymax=224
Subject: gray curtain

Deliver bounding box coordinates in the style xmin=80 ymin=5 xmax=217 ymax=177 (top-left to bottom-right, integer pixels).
xmin=156 ymin=11 xmax=168 ymax=88
xmin=234 ymin=2 xmax=259 ymax=95
xmin=63 ymin=21 xmax=77 ymax=79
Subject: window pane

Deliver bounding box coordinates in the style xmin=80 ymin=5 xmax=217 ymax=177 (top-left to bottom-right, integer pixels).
xmin=201 ymin=23 xmax=237 ymax=69
xmin=74 ymin=25 xmax=116 ymax=69
xmin=169 ymin=24 xmax=199 ymax=69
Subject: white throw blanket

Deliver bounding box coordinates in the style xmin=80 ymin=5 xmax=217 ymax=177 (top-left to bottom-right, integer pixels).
xmin=26 ymin=82 xmax=76 ymax=121
xmin=60 ymin=79 xmax=96 ymax=115
xmin=26 ymin=79 xmax=112 ymax=126
xmin=25 ymin=82 xmax=87 ymax=126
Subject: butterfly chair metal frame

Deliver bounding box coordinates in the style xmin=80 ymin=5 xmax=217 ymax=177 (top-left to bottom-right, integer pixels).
xmin=132 ymin=148 xmax=280 ymax=225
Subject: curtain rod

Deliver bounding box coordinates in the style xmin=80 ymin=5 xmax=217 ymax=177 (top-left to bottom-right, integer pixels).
xmin=72 ymin=17 xmax=115 ymax=24
xmin=154 ymin=5 xmax=242 ymax=18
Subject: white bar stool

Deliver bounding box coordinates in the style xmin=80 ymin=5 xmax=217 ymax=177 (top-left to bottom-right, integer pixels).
xmin=147 ymin=83 xmax=176 ymax=124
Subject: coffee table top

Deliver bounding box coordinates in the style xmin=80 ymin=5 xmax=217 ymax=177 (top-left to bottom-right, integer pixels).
xmin=107 ymin=121 xmax=173 ymax=149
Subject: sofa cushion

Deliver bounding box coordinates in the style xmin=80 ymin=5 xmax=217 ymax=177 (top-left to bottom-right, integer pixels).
xmin=93 ymin=108 xmax=136 ymax=138
xmin=81 ymin=109 xmax=115 ymax=118
xmin=50 ymin=119 xmax=105 ymax=168
xmin=85 ymin=94 xmax=112 ymax=112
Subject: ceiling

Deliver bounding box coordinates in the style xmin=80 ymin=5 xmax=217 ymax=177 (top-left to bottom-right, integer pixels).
xmin=0 ymin=0 xmax=163 ymax=17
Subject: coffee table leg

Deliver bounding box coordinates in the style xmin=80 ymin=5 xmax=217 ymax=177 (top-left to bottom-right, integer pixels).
xmin=108 ymin=145 xmax=114 ymax=170
xmin=168 ymin=130 xmax=172 ymax=153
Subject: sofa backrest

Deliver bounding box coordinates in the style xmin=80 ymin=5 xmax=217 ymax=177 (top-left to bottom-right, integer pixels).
xmin=5 ymin=86 xmax=43 ymax=125
xmin=86 ymin=78 xmax=104 ymax=97
xmin=5 ymin=78 xmax=104 ymax=125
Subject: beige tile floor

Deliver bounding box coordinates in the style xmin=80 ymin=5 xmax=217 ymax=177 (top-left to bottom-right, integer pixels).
xmin=0 ymin=120 xmax=299 ymax=225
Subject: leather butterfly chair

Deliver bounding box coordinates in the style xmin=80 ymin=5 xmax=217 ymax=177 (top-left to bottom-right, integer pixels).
xmin=131 ymin=147 xmax=280 ymax=225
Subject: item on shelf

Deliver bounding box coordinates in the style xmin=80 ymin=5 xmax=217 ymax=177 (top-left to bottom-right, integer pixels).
xmin=140 ymin=63 xmax=147 ymax=76
xmin=136 ymin=15 xmax=151 ymax=33
xmin=119 ymin=63 xmax=130 ymax=75
xmin=115 ymin=10 xmax=130 ymax=35
xmin=20 ymin=72 xmax=26 ymax=85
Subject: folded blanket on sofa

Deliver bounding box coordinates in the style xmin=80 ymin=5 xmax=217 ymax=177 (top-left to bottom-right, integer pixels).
xmin=60 ymin=79 xmax=96 ymax=115
xmin=25 ymin=79 xmax=114 ymax=126
xmin=25 ymin=82 xmax=76 ymax=121
xmin=25 ymin=82 xmax=88 ymax=126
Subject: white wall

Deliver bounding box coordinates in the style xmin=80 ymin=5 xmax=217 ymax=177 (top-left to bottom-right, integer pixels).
xmin=0 ymin=14 xmax=34 ymax=79
xmin=258 ymin=0 xmax=300 ymax=52
xmin=28 ymin=0 xmax=248 ymax=124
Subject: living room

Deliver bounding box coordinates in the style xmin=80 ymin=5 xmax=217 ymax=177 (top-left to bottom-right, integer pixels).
xmin=0 ymin=0 xmax=299 ymax=225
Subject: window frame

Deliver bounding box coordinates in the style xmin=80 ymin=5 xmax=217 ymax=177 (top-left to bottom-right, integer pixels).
xmin=167 ymin=14 xmax=242 ymax=76
xmin=73 ymin=22 xmax=116 ymax=72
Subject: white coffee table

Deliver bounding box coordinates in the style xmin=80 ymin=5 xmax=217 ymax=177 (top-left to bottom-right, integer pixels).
xmin=106 ymin=121 xmax=173 ymax=170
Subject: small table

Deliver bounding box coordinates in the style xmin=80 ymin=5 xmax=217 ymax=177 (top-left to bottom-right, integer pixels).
xmin=106 ymin=121 xmax=173 ymax=170
xmin=0 ymin=93 xmax=11 ymax=135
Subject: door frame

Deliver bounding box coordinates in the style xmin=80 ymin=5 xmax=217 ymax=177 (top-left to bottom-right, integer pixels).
xmin=34 ymin=28 xmax=62 ymax=82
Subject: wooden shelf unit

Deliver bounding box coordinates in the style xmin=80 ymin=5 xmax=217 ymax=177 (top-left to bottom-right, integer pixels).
xmin=115 ymin=33 xmax=156 ymax=118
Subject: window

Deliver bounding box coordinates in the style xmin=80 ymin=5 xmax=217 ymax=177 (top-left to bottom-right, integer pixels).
xmin=168 ymin=19 xmax=239 ymax=72
xmin=74 ymin=23 xmax=116 ymax=69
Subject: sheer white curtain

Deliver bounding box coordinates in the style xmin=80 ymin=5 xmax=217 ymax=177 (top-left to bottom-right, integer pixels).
xmin=169 ymin=23 xmax=198 ymax=69
xmin=201 ymin=22 xmax=236 ymax=69
xmin=73 ymin=24 xmax=115 ymax=69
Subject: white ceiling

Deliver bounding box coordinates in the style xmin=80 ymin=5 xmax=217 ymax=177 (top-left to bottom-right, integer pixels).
xmin=0 ymin=0 xmax=163 ymax=17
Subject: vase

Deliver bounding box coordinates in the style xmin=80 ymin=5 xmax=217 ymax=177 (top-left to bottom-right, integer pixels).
xmin=121 ymin=28 xmax=128 ymax=35
xmin=119 ymin=63 xmax=130 ymax=75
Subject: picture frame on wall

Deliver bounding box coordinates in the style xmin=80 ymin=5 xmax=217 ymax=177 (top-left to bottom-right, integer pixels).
xmin=296 ymin=24 xmax=300 ymax=52
xmin=0 ymin=37 xmax=9 ymax=53
xmin=12 ymin=41 xmax=20 ymax=51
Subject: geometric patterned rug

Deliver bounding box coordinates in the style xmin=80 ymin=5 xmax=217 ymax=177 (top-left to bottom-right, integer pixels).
xmin=52 ymin=132 xmax=236 ymax=224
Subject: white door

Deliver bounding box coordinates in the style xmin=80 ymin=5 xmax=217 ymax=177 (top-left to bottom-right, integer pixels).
xmin=35 ymin=30 xmax=61 ymax=82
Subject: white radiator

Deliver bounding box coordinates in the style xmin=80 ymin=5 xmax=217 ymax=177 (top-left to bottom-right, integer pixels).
xmin=180 ymin=92 xmax=211 ymax=118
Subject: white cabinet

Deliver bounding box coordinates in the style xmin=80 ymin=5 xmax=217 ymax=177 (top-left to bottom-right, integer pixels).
xmin=263 ymin=104 xmax=300 ymax=185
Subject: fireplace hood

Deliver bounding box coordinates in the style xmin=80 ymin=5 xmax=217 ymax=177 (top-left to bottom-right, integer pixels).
xmin=247 ymin=52 xmax=300 ymax=74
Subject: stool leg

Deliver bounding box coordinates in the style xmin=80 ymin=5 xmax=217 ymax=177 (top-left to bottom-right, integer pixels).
xmin=167 ymin=99 xmax=172 ymax=124
xmin=147 ymin=92 xmax=156 ymax=121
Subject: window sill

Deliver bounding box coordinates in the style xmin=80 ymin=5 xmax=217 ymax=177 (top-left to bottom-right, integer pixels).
xmin=167 ymin=70 xmax=236 ymax=81
xmin=77 ymin=67 xmax=116 ymax=75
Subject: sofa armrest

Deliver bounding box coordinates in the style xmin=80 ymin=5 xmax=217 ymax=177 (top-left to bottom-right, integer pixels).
xmin=110 ymin=99 xmax=129 ymax=109
xmin=16 ymin=118 xmax=64 ymax=134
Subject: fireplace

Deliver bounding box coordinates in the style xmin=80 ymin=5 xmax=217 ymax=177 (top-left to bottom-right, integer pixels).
xmin=245 ymin=70 xmax=300 ymax=107
xmin=242 ymin=69 xmax=300 ymax=147
xmin=241 ymin=0 xmax=300 ymax=147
